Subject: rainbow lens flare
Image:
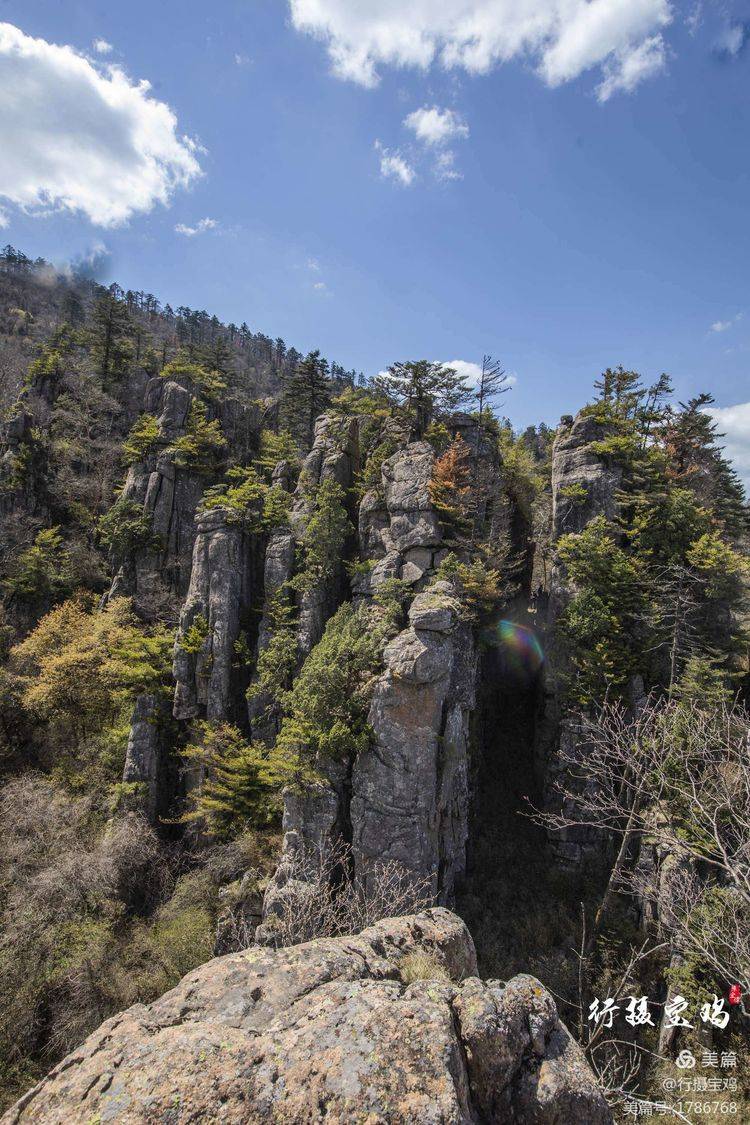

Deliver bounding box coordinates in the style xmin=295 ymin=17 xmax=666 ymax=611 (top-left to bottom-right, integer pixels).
xmin=481 ymin=619 xmax=545 ymax=674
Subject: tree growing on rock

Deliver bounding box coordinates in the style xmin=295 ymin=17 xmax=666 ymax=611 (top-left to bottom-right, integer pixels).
xmin=374 ymin=360 xmax=469 ymax=439
xmin=281 ymin=350 xmax=332 ymax=449
xmin=429 ymin=435 xmax=473 ymax=541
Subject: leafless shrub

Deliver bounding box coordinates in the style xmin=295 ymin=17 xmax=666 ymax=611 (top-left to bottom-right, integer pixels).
xmin=536 ymin=697 xmax=750 ymax=992
xmin=259 ymin=840 xmax=435 ymax=948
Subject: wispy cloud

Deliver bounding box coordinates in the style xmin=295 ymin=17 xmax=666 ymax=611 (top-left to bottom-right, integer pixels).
xmin=174 ymin=217 xmax=219 ymax=237
xmin=374 ymin=141 xmax=415 ymax=186
xmin=596 ymin=34 xmax=667 ymax=102
xmin=234 ymin=52 xmax=251 ymax=66
xmin=92 ymin=38 xmax=113 ymax=55
xmin=434 ymin=150 xmax=462 ymax=182
xmin=710 ymin=312 xmax=742 ymax=334
xmin=715 ymin=22 xmax=750 ymax=59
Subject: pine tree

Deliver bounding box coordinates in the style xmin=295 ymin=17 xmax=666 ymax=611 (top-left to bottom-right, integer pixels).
xmin=90 ymin=289 xmax=133 ymax=382
xmin=281 ymin=350 xmax=332 ymax=448
xmin=663 ymin=395 xmax=748 ymax=534
xmin=374 ymin=360 xmax=470 ymax=438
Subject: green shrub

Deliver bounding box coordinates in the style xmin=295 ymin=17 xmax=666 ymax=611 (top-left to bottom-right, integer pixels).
xmin=4 ymin=527 xmax=70 ymax=604
xmin=292 ymin=478 xmax=351 ymax=593
xmin=167 ymin=401 xmax=226 ymax=472
xmin=98 ymin=497 xmax=156 ymax=556
xmin=179 ymin=722 xmax=310 ymax=836
xmin=180 ymin=613 xmax=209 ymax=655
xmin=275 ymin=602 xmax=388 ymax=764
xmin=199 ymin=464 xmax=291 ymax=530
xmin=122 ymin=413 xmax=160 ymax=464
xmin=160 ymin=357 xmax=227 ymax=399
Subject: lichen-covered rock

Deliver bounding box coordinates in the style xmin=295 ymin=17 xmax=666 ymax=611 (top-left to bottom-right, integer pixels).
xmin=3 ymin=910 xmax=611 ymax=1125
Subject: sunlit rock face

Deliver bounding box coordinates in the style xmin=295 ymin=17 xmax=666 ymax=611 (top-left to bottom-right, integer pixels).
xmin=3 ymin=909 xmax=612 ymax=1125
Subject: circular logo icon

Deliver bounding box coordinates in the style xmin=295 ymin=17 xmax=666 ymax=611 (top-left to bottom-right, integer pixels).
xmin=676 ymin=1050 xmax=696 ymax=1070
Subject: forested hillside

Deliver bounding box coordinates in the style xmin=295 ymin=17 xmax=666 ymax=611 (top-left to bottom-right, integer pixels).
xmin=0 ymin=245 xmax=748 ymax=1120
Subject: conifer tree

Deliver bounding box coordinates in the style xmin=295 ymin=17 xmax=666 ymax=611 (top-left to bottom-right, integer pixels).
xmin=282 ymin=350 xmax=332 ymax=448
xmin=90 ymin=289 xmax=133 ymax=382
xmin=374 ymin=360 xmax=470 ymax=438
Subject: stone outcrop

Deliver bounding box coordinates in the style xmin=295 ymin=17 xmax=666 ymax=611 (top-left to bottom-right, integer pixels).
xmin=4 ymin=909 xmax=611 ymax=1125
xmin=550 ymin=412 xmax=622 ymax=541
xmin=357 ymin=440 xmax=444 ymax=594
xmin=107 ymin=377 xmax=207 ymax=607
xmin=248 ymin=414 xmax=358 ymax=740
xmin=290 ymin=413 xmax=359 ymax=654
xmin=173 ymin=507 xmax=259 ymax=724
xmin=352 ymin=582 xmax=477 ymax=903
xmin=120 ymin=692 xmax=171 ymax=823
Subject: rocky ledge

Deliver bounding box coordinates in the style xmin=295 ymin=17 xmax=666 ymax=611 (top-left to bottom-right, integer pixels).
xmin=4 ymin=910 xmax=611 ymax=1124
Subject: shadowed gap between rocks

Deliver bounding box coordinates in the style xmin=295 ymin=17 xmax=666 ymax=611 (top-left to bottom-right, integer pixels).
xmin=458 ymin=605 xmax=585 ymax=993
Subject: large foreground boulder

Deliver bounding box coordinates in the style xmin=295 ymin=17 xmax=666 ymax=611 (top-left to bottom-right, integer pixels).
xmin=4 ymin=910 xmax=611 ymax=1124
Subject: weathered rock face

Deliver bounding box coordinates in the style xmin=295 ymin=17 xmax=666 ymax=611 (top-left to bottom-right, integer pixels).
xmin=352 ymin=583 xmax=477 ymax=903
xmin=357 ymin=441 xmax=444 ymax=593
xmin=291 ymin=413 xmax=359 ymax=655
xmin=173 ymin=507 xmax=259 ymax=724
xmin=550 ymin=412 xmax=622 ymax=540
xmin=248 ymin=414 xmax=359 ymax=741
xmin=107 ymin=379 xmax=197 ymax=604
xmin=120 ymin=692 xmax=171 ymax=823
xmin=4 ymin=909 xmax=611 ymax=1125
xmin=273 ymin=431 xmax=485 ymax=909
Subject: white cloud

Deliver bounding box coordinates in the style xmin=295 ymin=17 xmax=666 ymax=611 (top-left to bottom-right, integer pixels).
xmin=595 ymin=34 xmax=666 ymax=101
xmin=174 ymin=217 xmax=218 ymax=237
xmin=434 ymin=150 xmax=463 ymax=181
xmin=289 ymin=0 xmax=672 ymax=97
xmin=307 ymin=256 xmax=321 ymax=271
xmin=0 ymin=206 xmax=7 ymax=228
xmin=375 ymin=141 xmax=415 ymax=186
xmin=234 ymin=52 xmax=251 ymax=66
xmin=0 ymin=22 xmax=201 ymax=227
xmin=440 ymin=359 xmax=518 ymax=388
xmin=92 ymin=38 xmax=113 ymax=55
xmin=404 ymin=105 xmax=469 ymax=146
xmin=704 ymin=402 xmax=750 ymax=491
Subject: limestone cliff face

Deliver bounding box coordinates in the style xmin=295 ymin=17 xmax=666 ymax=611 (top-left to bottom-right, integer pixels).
xmin=352 ymin=583 xmax=476 ymax=903
xmin=3 ymin=909 xmax=612 ymax=1125
xmin=172 ymin=507 xmax=260 ymax=724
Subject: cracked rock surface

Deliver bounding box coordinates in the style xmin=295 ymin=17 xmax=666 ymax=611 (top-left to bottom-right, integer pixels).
xmin=4 ymin=909 xmax=611 ymax=1124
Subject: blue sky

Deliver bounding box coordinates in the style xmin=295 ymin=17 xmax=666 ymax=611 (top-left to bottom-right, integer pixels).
xmin=1 ymin=1 xmax=749 ymax=476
